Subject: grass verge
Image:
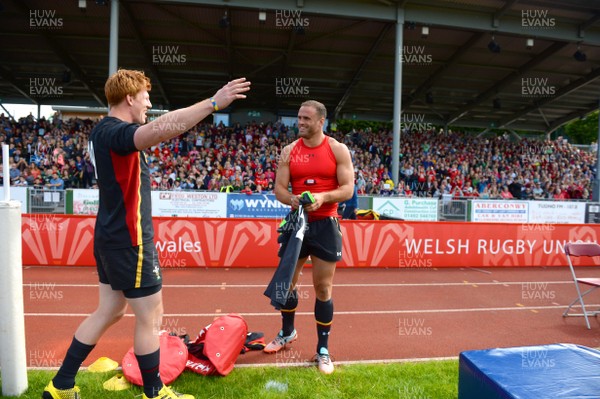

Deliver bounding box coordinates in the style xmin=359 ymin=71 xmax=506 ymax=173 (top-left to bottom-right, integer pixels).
xmin=1 ymin=360 xmax=458 ymax=399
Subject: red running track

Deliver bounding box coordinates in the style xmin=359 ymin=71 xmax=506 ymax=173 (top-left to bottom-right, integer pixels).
xmin=23 ymin=266 xmax=600 ymax=368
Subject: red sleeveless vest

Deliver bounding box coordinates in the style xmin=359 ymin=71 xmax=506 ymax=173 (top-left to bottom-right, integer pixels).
xmin=289 ymin=136 xmax=339 ymax=221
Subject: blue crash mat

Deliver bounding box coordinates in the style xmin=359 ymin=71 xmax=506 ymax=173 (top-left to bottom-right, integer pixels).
xmin=458 ymin=344 xmax=600 ymax=399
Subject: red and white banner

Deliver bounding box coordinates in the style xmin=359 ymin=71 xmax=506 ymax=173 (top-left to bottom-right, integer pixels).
xmin=21 ymin=215 xmax=600 ymax=268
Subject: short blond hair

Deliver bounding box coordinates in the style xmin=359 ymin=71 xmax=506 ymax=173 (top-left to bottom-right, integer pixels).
xmin=301 ymin=100 xmax=327 ymax=119
xmin=104 ymin=69 xmax=151 ymax=106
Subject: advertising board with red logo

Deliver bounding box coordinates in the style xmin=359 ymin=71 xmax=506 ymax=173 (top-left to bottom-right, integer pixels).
xmin=21 ymin=215 xmax=600 ymax=268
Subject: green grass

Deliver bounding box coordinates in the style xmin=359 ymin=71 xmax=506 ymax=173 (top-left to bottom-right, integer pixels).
xmin=1 ymin=360 xmax=458 ymax=398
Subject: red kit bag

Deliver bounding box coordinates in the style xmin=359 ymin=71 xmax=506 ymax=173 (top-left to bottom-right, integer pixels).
xmin=185 ymin=314 xmax=248 ymax=376
xmin=122 ymin=330 xmax=188 ymax=385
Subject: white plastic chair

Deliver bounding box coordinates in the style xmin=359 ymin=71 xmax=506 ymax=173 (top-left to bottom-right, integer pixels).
xmin=563 ymin=242 xmax=600 ymax=329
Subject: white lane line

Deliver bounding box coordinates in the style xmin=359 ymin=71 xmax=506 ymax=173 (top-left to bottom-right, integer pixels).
xmin=22 ymin=281 xmax=574 ymax=288
xmin=25 ymin=303 xmax=595 ymax=318
xmin=235 ymin=356 xmax=459 ymax=368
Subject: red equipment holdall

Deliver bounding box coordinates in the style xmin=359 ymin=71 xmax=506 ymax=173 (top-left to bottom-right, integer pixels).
xmin=122 ymin=330 xmax=188 ymax=386
xmin=185 ymin=314 xmax=248 ymax=376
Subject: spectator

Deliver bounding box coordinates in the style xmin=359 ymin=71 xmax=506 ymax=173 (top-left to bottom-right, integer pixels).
xmin=379 ymin=180 xmax=392 ymax=196
xmin=240 ymin=183 xmax=253 ymax=195
xmin=508 ymin=179 xmax=522 ymax=199
xmin=14 ymin=176 xmax=28 ymax=186
xmin=219 ymin=177 xmax=233 ymax=192
xmin=82 ymin=154 xmax=95 ymax=188
xmin=532 ymin=182 xmax=544 ymax=199
xmin=0 ymin=113 xmax=595 ymax=200
xmin=232 ymin=176 xmax=244 ymax=191
xmin=522 ymin=186 xmax=534 ymax=200
xmin=452 ymin=185 xmax=464 ymax=198
xmin=47 ymin=172 xmax=65 ymax=190
xmin=341 ymin=184 xmax=358 ymax=219
xmin=479 ymin=185 xmax=490 ymax=199
xmin=553 ymin=186 xmax=568 ymax=200
xmin=381 ymin=174 xmax=395 ymax=191
xmin=9 ymin=163 xmax=21 ymax=183
xmin=500 ymin=185 xmax=514 ymax=199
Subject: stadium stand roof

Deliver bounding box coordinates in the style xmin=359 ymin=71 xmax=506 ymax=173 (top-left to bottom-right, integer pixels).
xmin=1 ymin=0 xmax=600 ymax=133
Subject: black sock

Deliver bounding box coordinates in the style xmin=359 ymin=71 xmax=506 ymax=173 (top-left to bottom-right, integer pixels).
xmin=281 ymin=289 xmax=298 ymax=336
xmin=52 ymin=337 xmax=96 ymax=389
xmin=136 ymin=349 xmax=163 ymax=398
xmin=315 ymin=298 xmax=333 ymax=353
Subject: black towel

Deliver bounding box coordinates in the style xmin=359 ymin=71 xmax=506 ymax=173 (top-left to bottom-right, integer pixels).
xmin=264 ymin=192 xmax=313 ymax=309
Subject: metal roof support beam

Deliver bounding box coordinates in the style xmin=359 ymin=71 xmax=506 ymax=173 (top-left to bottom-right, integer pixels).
xmin=39 ymin=35 xmax=106 ymax=106
xmin=476 ymin=128 xmax=490 ymax=137
xmin=333 ymin=23 xmax=391 ymax=120
xmin=545 ymin=101 xmax=598 ymax=135
xmin=0 ymin=66 xmax=38 ymax=105
xmin=499 ymin=65 xmax=600 ymax=128
xmin=121 ymin=1 xmax=171 ymax=108
xmin=163 ymin=0 xmax=600 ymax=45
xmin=109 ymin=0 xmax=119 ymax=76
xmin=446 ymin=41 xmax=568 ymax=125
xmin=492 ymin=0 xmax=520 ymax=28
xmin=578 ymin=12 xmax=600 ymax=39
xmin=156 ymin=4 xmax=255 ymax=68
xmin=538 ymin=108 xmax=550 ymax=128
xmin=247 ymin=20 xmax=365 ymax=77
xmin=225 ymin=8 xmax=234 ymax=80
xmin=507 ymin=130 xmax=521 ymax=141
xmin=404 ymin=31 xmax=485 ymax=109
xmin=592 ymin=97 xmax=600 ymax=202
xmin=391 ymin=6 xmax=404 ymax=186
xmin=281 ymin=27 xmax=298 ymax=75
xmin=272 ymin=29 xmax=299 ymax=112
xmin=0 ymin=104 xmax=15 ymax=119
xmin=8 ymin=0 xmax=106 ymax=106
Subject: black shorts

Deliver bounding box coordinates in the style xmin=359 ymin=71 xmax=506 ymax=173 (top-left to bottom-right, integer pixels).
xmin=298 ymin=216 xmax=343 ymax=262
xmin=95 ymin=242 xmax=162 ymax=298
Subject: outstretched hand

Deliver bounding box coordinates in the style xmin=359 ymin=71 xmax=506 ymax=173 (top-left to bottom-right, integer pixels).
xmin=212 ymin=78 xmax=251 ymax=110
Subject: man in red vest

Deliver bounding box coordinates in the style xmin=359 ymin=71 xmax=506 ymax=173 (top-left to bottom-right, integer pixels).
xmin=265 ymin=100 xmax=354 ymax=374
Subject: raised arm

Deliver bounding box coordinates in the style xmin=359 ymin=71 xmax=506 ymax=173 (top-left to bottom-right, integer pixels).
xmin=133 ymin=78 xmax=251 ymax=150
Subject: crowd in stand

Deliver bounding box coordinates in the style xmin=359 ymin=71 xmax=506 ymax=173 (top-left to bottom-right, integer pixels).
xmin=0 ymin=112 xmax=596 ymax=200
